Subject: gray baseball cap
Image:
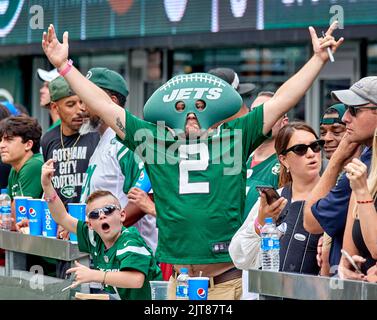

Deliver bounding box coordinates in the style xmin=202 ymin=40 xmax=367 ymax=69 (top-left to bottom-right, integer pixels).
xmin=331 ymin=76 xmax=377 ymax=106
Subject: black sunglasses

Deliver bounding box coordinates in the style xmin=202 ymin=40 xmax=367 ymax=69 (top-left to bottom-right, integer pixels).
xmin=346 ymin=105 xmax=377 ymax=117
xmin=87 ymin=204 xmax=120 ymax=220
xmin=281 ymin=139 xmax=325 ymax=156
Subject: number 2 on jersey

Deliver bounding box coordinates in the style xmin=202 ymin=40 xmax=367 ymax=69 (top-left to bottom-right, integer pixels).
xmin=179 ymin=143 xmax=209 ymax=194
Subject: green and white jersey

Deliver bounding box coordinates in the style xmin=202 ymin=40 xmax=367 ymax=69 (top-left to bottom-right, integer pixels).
xmin=76 ymin=221 xmax=162 ymax=300
xmin=119 ymin=104 xmax=269 ymax=264
xmin=7 ymin=153 xmax=44 ymax=200
xmin=80 ymin=128 xmax=141 ymax=207
xmin=80 ymin=128 xmax=158 ymax=253
xmin=243 ymin=154 xmax=280 ymax=221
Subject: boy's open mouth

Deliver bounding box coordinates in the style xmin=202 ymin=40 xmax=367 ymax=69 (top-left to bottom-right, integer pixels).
xmin=101 ymin=222 xmax=110 ymax=231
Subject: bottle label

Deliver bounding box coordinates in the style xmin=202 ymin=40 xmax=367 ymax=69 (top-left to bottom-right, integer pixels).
xmin=261 ymin=237 xmax=273 ymax=251
xmin=272 ymin=238 xmax=280 ymax=250
xmin=176 ymin=284 xmax=188 ymax=298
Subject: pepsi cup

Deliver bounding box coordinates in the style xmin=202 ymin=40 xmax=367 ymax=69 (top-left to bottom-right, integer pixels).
xmin=27 ymin=199 xmax=43 ymax=236
xmin=42 ymin=200 xmax=58 ymax=238
xmin=188 ymin=277 xmax=209 ymax=300
xmin=14 ymin=196 xmax=32 ymax=223
xmin=134 ymin=169 xmax=152 ymax=193
xmin=68 ymin=203 xmax=86 ymax=243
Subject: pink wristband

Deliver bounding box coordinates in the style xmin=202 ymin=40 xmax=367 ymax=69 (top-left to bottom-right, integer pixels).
xmin=254 ymin=218 xmax=263 ymax=232
xmin=58 ymin=59 xmax=73 ymax=76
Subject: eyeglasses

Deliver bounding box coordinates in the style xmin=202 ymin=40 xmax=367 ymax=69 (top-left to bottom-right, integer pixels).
xmin=346 ymin=105 xmax=377 ymax=117
xmin=87 ymin=204 xmax=120 ymax=220
xmin=281 ymin=139 xmax=325 ymax=156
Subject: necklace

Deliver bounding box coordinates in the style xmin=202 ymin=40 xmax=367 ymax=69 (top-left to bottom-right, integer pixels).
xmin=60 ymin=126 xmax=81 ymax=163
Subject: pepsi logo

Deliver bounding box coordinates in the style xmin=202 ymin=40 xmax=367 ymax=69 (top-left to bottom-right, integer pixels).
xmin=197 ymin=288 xmax=206 ymax=299
xmin=18 ymin=205 xmax=26 ymax=215
xmin=29 ymin=208 xmax=37 ymax=218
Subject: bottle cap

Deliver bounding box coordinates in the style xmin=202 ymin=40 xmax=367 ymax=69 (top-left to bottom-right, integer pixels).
xmin=264 ymin=217 xmax=273 ymax=223
xmin=180 ymin=268 xmax=188 ymax=274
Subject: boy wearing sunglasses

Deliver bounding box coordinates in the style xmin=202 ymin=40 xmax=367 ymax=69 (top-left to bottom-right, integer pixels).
xmin=41 ymin=159 xmax=162 ymax=300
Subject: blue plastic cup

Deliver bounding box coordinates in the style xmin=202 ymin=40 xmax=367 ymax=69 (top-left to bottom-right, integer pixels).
xmin=68 ymin=203 xmax=86 ymax=243
xmin=14 ymin=196 xmax=32 ymax=223
xmin=27 ymin=199 xmax=43 ymax=236
xmin=42 ymin=200 xmax=58 ymax=238
xmin=188 ymin=277 xmax=209 ymax=300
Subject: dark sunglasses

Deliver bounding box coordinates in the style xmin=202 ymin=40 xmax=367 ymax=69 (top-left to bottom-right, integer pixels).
xmin=346 ymin=105 xmax=377 ymax=117
xmin=87 ymin=204 xmax=120 ymax=220
xmin=281 ymin=139 xmax=325 ymax=156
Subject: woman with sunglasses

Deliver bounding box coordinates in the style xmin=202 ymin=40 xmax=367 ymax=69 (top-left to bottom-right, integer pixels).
xmin=230 ymin=122 xmax=323 ymax=275
xmin=40 ymin=159 xmax=162 ymax=300
xmin=338 ymin=128 xmax=377 ymax=282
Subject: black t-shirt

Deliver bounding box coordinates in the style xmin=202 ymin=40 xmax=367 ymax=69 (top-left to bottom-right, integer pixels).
xmin=0 ymin=160 xmax=11 ymax=189
xmin=352 ymin=200 xmax=377 ymax=274
xmin=40 ymin=125 xmax=100 ymax=206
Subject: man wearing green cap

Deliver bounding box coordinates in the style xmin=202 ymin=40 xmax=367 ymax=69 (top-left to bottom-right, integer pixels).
xmin=319 ymin=104 xmax=347 ymax=160
xmin=41 ymin=76 xmax=100 ymax=212
xmin=79 ymin=68 xmax=158 ymax=253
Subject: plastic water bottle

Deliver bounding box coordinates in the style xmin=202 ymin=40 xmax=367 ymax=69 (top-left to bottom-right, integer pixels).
xmin=176 ymin=268 xmax=189 ymax=300
xmin=0 ymin=189 xmax=12 ymax=230
xmin=260 ymin=217 xmax=280 ymax=271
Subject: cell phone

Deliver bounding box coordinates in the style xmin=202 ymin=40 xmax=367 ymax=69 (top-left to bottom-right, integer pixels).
xmin=341 ymin=249 xmax=363 ymax=274
xmin=256 ymin=186 xmax=280 ymax=205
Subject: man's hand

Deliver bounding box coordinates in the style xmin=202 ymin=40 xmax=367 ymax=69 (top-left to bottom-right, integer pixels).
xmin=309 ymin=21 xmax=344 ymax=62
xmin=331 ymin=133 xmax=361 ymax=166
xmin=344 ymin=158 xmax=369 ymax=196
xmin=42 ymin=24 xmax=69 ymax=70
xmin=338 ymin=255 xmax=366 ymax=281
xmin=128 ymin=187 xmax=156 ymax=216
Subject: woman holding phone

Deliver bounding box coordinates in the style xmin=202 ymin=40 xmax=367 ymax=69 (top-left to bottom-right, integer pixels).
xmin=229 ymin=122 xmax=323 ymax=275
xmin=339 ymin=128 xmax=377 ymax=282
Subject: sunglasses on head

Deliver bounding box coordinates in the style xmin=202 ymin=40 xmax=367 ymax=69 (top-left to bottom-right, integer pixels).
xmin=346 ymin=105 xmax=377 ymax=117
xmin=87 ymin=204 xmax=120 ymax=220
xmin=281 ymin=139 xmax=325 ymax=156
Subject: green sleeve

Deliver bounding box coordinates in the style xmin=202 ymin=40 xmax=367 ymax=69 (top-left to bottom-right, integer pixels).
xmin=228 ymin=104 xmax=271 ymax=159
xmin=77 ymin=220 xmax=93 ymax=254
xmin=117 ymin=238 xmax=153 ymax=277
xmin=116 ymin=110 xmax=157 ymax=152
xmin=17 ymin=156 xmax=43 ymax=199
xmin=118 ymin=148 xmax=143 ymax=194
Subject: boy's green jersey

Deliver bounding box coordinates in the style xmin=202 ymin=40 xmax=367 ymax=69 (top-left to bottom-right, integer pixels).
xmin=77 ymin=221 xmax=162 ymax=300
xmin=119 ymin=104 xmax=268 ymax=264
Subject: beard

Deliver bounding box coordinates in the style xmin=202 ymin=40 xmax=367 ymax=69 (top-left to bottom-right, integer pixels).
xmin=79 ymin=117 xmax=101 ymax=135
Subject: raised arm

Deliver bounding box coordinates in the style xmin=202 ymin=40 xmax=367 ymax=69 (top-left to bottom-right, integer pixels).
xmin=42 ymin=25 xmax=126 ymax=139
xmin=262 ymin=22 xmax=343 ymax=135
xmin=41 ymin=159 xmax=77 ymax=234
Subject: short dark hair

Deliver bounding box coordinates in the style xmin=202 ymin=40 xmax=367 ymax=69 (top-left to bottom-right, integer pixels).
xmin=103 ymin=89 xmax=127 ymax=108
xmin=257 ymin=91 xmax=275 ymax=98
xmin=0 ymin=104 xmax=11 ymax=120
xmin=86 ymin=190 xmax=120 ymax=207
xmin=14 ymin=103 xmax=30 ymax=116
xmin=0 ymin=116 xmax=42 ymax=153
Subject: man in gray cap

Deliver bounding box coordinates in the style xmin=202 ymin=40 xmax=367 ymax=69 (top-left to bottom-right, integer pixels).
xmin=304 ymin=77 xmax=376 ymax=275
